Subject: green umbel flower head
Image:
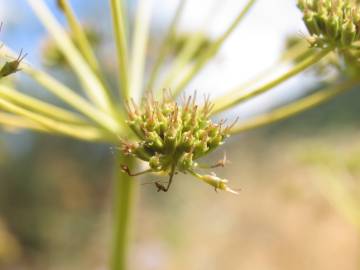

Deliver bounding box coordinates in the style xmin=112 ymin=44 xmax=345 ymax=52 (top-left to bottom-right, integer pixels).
xmin=298 ymin=0 xmax=360 ymax=48
xmin=120 ymin=92 xmax=238 ymax=194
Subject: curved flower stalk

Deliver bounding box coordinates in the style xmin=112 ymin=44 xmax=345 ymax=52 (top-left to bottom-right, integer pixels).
xmin=41 ymin=27 xmax=100 ymax=68
xmin=226 ymin=0 xmax=360 ymax=134
xmin=1 ymin=0 xmax=360 ymax=269
xmin=209 ymin=0 xmax=360 ymax=115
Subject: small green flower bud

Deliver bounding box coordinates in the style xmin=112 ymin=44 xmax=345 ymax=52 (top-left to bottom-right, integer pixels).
xmin=326 ymin=15 xmax=340 ymax=40
xmin=178 ymin=152 xmax=194 ymax=171
xmin=121 ymin=142 xmax=150 ymax=161
xmin=195 ymin=173 xmax=239 ymax=194
xmin=0 ymin=50 xmax=27 ymax=78
xmin=145 ymin=131 xmax=164 ymax=149
xmin=149 ymin=155 xmax=162 ymax=171
xmin=304 ymin=10 xmax=321 ymax=36
xmin=341 ymin=21 xmax=356 ymax=46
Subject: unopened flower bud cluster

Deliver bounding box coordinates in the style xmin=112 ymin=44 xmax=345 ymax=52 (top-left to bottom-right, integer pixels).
xmin=298 ymin=0 xmax=360 ymax=48
xmin=121 ymin=93 xmax=238 ymax=193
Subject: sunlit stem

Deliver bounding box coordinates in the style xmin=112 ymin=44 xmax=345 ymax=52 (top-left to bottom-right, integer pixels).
xmin=172 ymin=0 xmax=257 ymax=97
xmin=111 ymin=153 xmax=138 ymax=270
xmin=110 ymin=0 xmax=130 ymax=100
xmin=230 ymin=77 xmax=360 ymax=134
xmin=58 ymin=0 xmax=120 ymax=116
xmin=212 ymin=48 xmax=332 ymax=115
xmin=0 ymin=112 xmax=47 ymax=132
xmin=146 ymin=0 xmax=187 ymax=91
xmin=230 ymin=42 xmax=312 ymax=95
xmin=24 ymin=64 xmax=121 ymax=134
xmin=0 ymin=85 xmax=86 ymax=125
xmin=130 ymin=0 xmax=152 ymax=103
xmin=187 ymin=169 xmax=202 ymax=179
xmin=57 ymin=0 xmax=102 ymax=76
xmin=0 ymin=45 xmax=122 ymax=134
xmin=158 ymin=33 xmax=206 ymax=92
xmin=157 ymin=0 xmax=231 ymax=94
xmin=27 ymin=68 xmax=122 ymax=134
xmin=26 ymin=0 xmax=113 ymax=114
xmin=0 ymin=98 xmax=111 ymax=142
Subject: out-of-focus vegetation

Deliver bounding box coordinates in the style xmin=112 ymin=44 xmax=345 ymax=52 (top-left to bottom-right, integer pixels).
xmin=41 ymin=28 xmax=101 ymax=68
xmin=0 ymin=135 xmax=112 ymax=269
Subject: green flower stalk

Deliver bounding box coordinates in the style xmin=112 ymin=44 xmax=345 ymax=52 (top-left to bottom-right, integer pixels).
xmin=41 ymin=27 xmax=100 ymax=68
xmin=121 ymin=93 xmax=238 ymax=193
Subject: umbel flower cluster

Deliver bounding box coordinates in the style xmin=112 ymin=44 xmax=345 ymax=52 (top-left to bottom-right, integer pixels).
xmin=298 ymin=0 xmax=360 ymax=48
xmin=120 ymin=92 xmax=238 ymax=194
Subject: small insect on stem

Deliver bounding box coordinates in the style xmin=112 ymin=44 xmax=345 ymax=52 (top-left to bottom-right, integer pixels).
xmin=198 ymin=152 xmax=229 ymax=169
xmin=120 ymin=165 xmax=152 ymax=176
xmin=0 ymin=49 xmax=27 ymax=78
xmin=155 ymin=165 xmax=176 ymax=192
xmin=155 ymin=182 xmax=168 ymax=192
xmin=121 ymin=164 xmax=177 ymax=192
xmin=121 ymin=163 xmax=178 ymax=192
xmin=56 ymin=0 xmax=66 ymax=11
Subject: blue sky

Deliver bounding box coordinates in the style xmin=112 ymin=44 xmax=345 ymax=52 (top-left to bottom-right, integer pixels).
xmin=0 ymin=0 xmax=117 ymax=64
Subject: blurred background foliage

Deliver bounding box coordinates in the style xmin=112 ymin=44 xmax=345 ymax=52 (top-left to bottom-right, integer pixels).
xmin=1 ymin=0 xmax=360 ymax=269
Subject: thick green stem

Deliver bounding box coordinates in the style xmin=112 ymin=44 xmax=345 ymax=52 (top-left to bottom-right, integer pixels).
xmin=111 ymin=153 xmax=138 ymax=270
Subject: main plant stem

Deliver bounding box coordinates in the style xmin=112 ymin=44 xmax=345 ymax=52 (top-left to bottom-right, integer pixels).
xmin=111 ymin=153 xmax=138 ymax=270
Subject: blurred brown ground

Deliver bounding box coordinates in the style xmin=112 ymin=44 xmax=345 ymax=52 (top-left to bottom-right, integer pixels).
xmin=129 ymin=131 xmax=360 ymax=270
